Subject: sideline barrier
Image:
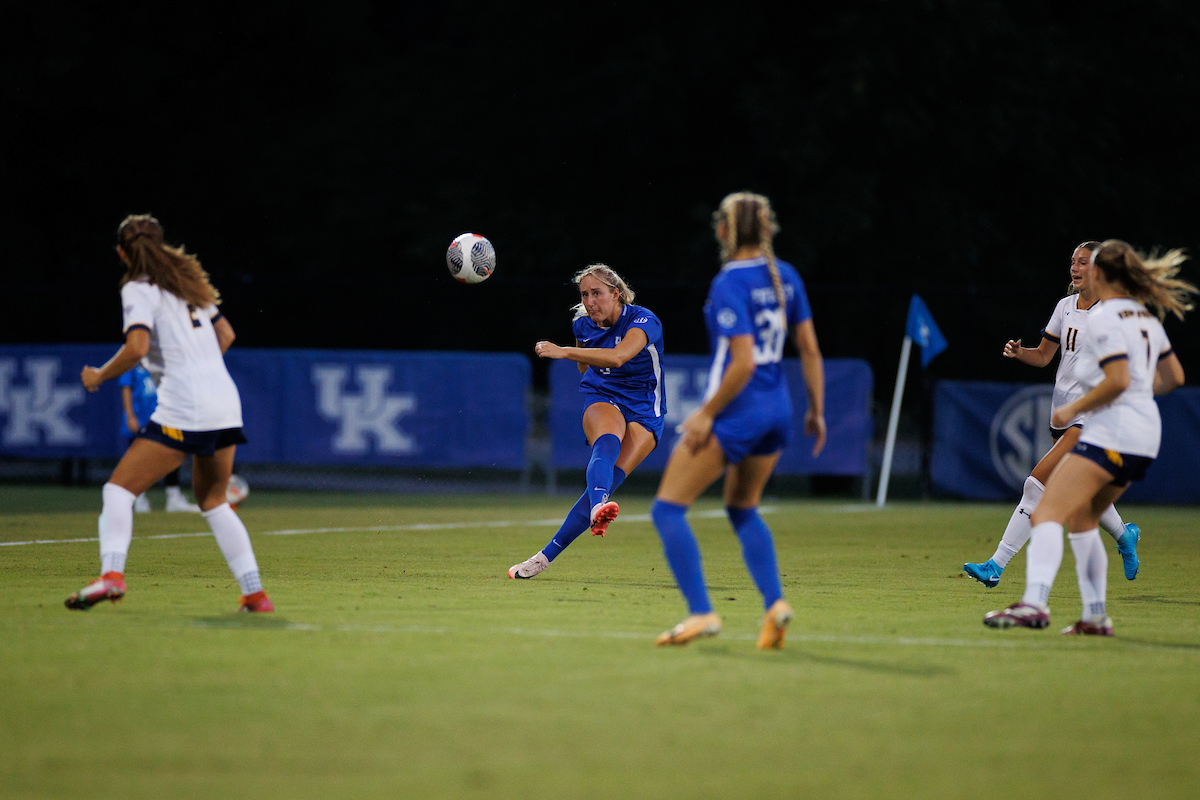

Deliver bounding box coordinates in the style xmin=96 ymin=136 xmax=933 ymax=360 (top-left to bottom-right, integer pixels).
xmin=549 ymin=357 xmax=874 ymax=475
xmin=932 ymin=380 xmax=1200 ymax=503
xmin=0 ymin=346 xmax=530 ymax=469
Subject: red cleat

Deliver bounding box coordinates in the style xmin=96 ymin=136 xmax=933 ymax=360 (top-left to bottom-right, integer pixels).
xmin=1061 ymin=617 xmax=1114 ymax=636
xmin=590 ymin=501 xmax=619 ymax=537
xmin=239 ymin=590 xmax=275 ymax=613
xmin=65 ymin=572 xmax=126 ymax=610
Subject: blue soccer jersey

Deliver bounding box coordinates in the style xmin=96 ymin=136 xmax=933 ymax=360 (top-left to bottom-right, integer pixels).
xmin=703 ymin=256 xmax=811 ymax=417
xmin=575 ymin=304 xmax=666 ymax=420
xmin=117 ymin=364 xmax=159 ymax=436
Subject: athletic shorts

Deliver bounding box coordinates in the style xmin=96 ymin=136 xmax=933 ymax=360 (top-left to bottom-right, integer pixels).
xmin=711 ymin=404 xmax=792 ymax=465
xmin=138 ymin=421 xmax=248 ymax=457
xmin=583 ymin=393 xmax=665 ymax=442
xmin=1072 ymin=441 xmax=1153 ymax=487
xmin=1049 ymin=423 xmax=1083 ymax=441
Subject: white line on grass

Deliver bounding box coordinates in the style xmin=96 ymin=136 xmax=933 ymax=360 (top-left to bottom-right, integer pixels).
xmin=0 ymin=507 xmax=749 ymax=547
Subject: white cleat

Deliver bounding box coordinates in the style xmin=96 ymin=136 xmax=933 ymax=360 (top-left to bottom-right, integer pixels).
xmin=508 ymin=551 xmax=550 ymax=580
xmin=133 ymin=493 xmax=151 ymax=513
xmin=165 ymin=493 xmax=201 ymax=513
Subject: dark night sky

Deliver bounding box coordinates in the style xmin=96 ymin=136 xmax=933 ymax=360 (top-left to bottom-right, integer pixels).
xmin=4 ymin=1 xmax=1199 ymax=398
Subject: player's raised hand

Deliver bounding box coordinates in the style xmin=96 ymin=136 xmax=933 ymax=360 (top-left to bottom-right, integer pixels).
xmin=1003 ymin=339 xmax=1022 ymax=358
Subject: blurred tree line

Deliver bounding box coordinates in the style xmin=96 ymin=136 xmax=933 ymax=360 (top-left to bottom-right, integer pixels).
xmin=3 ymin=0 xmax=1198 ymax=398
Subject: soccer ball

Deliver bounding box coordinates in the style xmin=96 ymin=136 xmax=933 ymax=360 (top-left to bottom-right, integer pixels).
xmin=226 ymin=473 xmax=250 ymax=506
xmin=446 ymin=233 xmax=495 ymax=284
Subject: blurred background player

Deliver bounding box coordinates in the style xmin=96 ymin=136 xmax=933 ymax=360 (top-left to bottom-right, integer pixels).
xmin=984 ymin=240 xmax=1192 ymax=634
xmin=964 ymin=242 xmax=1140 ymax=587
xmin=66 ymin=214 xmax=273 ymax=613
xmin=509 ymin=265 xmax=665 ymax=579
xmin=651 ymin=191 xmax=825 ymax=648
xmin=118 ymin=363 xmax=201 ymax=513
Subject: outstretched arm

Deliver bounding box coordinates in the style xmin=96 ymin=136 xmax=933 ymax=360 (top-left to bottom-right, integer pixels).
xmin=536 ymin=328 xmax=649 ymax=369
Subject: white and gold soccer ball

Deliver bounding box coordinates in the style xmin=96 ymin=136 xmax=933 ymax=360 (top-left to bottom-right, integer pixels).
xmin=226 ymin=473 xmax=250 ymax=507
xmin=446 ymin=233 xmax=496 ymax=284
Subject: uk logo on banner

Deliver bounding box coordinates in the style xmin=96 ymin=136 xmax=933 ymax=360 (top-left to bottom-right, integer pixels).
xmin=311 ymin=364 xmax=418 ymax=455
xmin=0 ymin=357 xmax=86 ymax=447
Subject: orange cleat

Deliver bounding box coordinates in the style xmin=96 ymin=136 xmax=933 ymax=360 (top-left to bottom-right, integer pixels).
xmin=239 ymin=590 xmax=275 ymax=613
xmin=757 ymin=599 xmax=795 ymax=650
xmin=655 ymin=613 xmax=722 ymax=646
xmin=590 ymin=501 xmax=619 ymax=536
xmin=65 ymin=572 xmax=126 ymax=610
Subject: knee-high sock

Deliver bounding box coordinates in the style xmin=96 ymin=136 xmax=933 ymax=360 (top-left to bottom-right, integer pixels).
xmin=726 ymin=506 xmax=783 ymax=608
xmin=99 ymin=482 xmax=135 ymax=575
xmin=1098 ymin=505 xmax=1125 ymax=542
xmin=1022 ymin=521 xmax=1064 ymax=609
xmin=202 ymin=502 xmax=263 ymax=595
xmin=991 ymin=476 xmax=1044 ymax=568
xmin=1069 ymin=529 xmax=1108 ymax=621
xmin=651 ymin=499 xmax=712 ymax=614
xmin=543 ymin=467 xmax=627 ymax=562
xmin=586 ymin=434 xmax=622 ymax=511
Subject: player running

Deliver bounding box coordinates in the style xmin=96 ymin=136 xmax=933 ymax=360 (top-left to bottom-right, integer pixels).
xmin=66 ymin=214 xmax=273 ymax=613
xmin=964 ymin=242 xmax=1141 ymax=587
xmin=984 ymin=240 xmax=1192 ymax=635
xmin=651 ymin=191 xmax=825 ymax=649
xmin=508 ymin=264 xmax=666 ymax=579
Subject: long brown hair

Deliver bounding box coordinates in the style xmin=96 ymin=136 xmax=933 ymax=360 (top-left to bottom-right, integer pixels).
xmin=1092 ymin=239 xmax=1196 ymax=321
xmin=117 ymin=214 xmax=220 ymax=307
xmin=713 ymin=191 xmax=786 ymax=310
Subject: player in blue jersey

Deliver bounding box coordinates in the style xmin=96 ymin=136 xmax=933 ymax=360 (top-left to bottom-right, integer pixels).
xmin=118 ymin=364 xmax=200 ymax=513
xmin=652 ymin=191 xmax=826 ymax=649
xmin=508 ymin=264 xmax=666 ymax=579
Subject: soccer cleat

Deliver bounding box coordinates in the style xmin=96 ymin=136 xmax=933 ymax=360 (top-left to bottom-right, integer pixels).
xmin=239 ymin=590 xmax=275 ymax=613
xmin=590 ymin=501 xmax=619 ymax=536
xmin=1116 ymin=523 xmax=1140 ymax=580
xmin=133 ymin=493 xmax=151 ymax=513
xmin=1061 ymin=617 xmax=1114 ymax=636
xmin=165 ymin=493 xmax=201 ymax=513
xmin=963 ymin=559 xmax=1003 ymax=588
xmin=64 ymin=572 xmax=126 ymax=610
xmin=983 ymin=602 xmax=1050 ymax=630
xmin=757 ymin=599 xmax=794 ymax=650
xmin=656 ymin=613 xmax=722 ymax=646
xmin=508 ymin=551 xmax=550 ymax=580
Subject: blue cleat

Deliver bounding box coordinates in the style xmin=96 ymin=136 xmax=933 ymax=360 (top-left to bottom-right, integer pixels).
xmin=1116 ymin=523 xmax=1140 ymax=580
xmin=963 ymin=559 xmax=1003 ymax=588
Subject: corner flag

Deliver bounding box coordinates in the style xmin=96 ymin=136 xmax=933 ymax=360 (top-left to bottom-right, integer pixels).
xmin=905 ymin=294 xmax=947 ymax=368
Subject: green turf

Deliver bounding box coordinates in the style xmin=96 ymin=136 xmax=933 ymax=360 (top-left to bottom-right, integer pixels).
xmin=1 ymin=486 xmax=1198 ymax=799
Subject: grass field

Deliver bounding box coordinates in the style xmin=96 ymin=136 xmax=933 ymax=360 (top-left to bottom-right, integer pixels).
xmin=2 ymin=486 xmax=1198 ymax=799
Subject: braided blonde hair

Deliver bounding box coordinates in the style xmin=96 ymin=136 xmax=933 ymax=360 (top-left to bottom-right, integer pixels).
xmin=713 ymin=191 xmax=786 ymax=310
xmin=571 ymin=263 xmax=635 ymax=319
xmin=1092 ymin=240 xmax=1196 ymax=321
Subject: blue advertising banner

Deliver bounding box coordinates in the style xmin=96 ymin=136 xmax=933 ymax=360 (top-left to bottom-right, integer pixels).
xmin=0 ymin=346 xmax=530 ymax=469
xmin=549 ymin=357 xmax=873 ymax=475
xmin=932 ymin=380 xmax=1200 ymax=503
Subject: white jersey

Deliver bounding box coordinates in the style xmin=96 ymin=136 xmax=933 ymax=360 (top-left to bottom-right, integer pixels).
xmin=121 ymin=280 xmax=243 ymax=431
xmin=1042 ymin=294 xmax=1095 ymax=428
xmin=1074 ymin=297 xmax=1172 ymax=458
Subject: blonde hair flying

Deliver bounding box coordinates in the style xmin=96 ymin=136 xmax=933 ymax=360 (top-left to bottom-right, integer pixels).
xmin=1092 ymin=239 xmax=1196 ymax=321
xmin=571 ymin=264 xmax=635 ymax=319
xmin=713 ymin=191 xmax=786 ymax=310
xmin=117 ymin=214 xmax=221 ymax=308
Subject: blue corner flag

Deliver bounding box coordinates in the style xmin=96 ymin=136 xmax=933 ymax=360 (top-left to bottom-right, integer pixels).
xmin=905 ymin=294 xmax=947 ymax=368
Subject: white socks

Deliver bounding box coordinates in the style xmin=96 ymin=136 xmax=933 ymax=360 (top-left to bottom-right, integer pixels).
xmin=202 ymin=502 xmax=263 ymax=595
xmin=992 ymin=476 xmax=1044 ymax=568
xmin=1069 ymin=529 xmax=1108 ymax=621
xmin=99 ymin=482 xmax=135 ymax=575
xmin=1022 ymin=520 xmax=1063 ymax=609
xmin=1098 ymin=505 xmax=1125 ymax=542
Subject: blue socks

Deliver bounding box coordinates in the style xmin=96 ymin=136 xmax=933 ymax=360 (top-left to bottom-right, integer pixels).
xmin=727 ymin=506 xmax=783 ymax=609
xmin=543 ymin=467 xmax=627 ymax=562
xmin=586 ymin=434 xmax=621 ymax=510
xmin=650 ymin=499 xmax=713 ymax=614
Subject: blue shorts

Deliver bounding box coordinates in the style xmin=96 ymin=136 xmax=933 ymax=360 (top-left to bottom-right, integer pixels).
xmin=712 ymin=403 xmax=792 ymax=465
xmin=138 ymin=421 xmax=248 ymax=457
xmin=1072 ymin=441 xmax=1153 ymax=487
xmin=583 ymin=393 xmax=665 ymax=442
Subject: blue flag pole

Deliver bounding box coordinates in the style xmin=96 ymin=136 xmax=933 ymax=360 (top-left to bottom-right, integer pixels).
xmin=876 ymin=295 xmax=946 ymax=508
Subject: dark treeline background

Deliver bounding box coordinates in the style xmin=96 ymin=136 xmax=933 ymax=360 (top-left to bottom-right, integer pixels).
xmin=4 ymin=0 xmax=1198 ymax=397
